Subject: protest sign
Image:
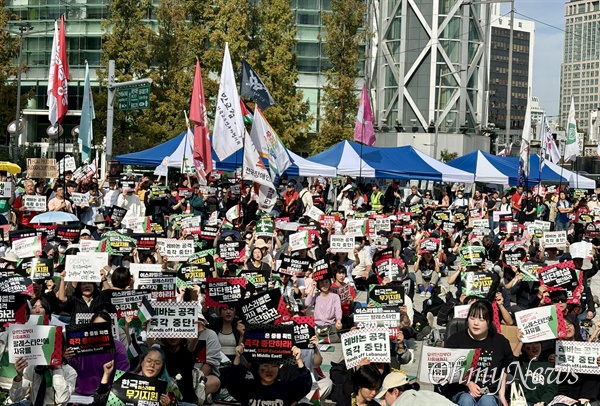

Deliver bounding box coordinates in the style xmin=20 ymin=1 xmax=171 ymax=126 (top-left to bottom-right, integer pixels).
xmin=0 ymin=293 xmax=29 ymax=323
xmin=110 ymin=290 xmax=151 ymax=318
xmin=533 ymin=220 xmax=551 ymax=231
xmin=418 ymin=346 xmax=474 ymax=384
xmin=291 ymin=316 xmax=316 ymax=349
xmin=432 ymin=210 xmax=452 ymax=223
xmin=330 ymin=282 xmax=352 ymax=303
xmin=201 ymin=225 xmax=218 ymax=240
xmin=341 ymin=327 xmax=390 ymax=369
xmin=515 ymin=305 xmax=566 ymax=343
xmin=0 ymin=181 xmax=11 ymax=198
xmin=454 ymin=304 xmax=471 ymax=319
xmin=217 ymin=241 xmax=243 ymax=261
xmin=122 ymin=217 xmax=151 ymax=233
xmin=538 ymin=261 xmax=583 ymax=304
xmin=0 ymin=277 xmax=33 ymax=295
xmin=108 ymin=370 xmax=168 ymax=406
xmin=320 ymin=214 xmax=340 ymax=229
xmin=58 ymin=155 xmax=76 ymax=172
xmin=585 ymin=222 xmax=600 ymax=237
xmin=542 ymin=231 xmax=567 ymax=249
xmin=239 ymin=289 xmax=290 ymax=325
xmin=147 ymin=301 xmax=198 ymax=338
xmin=7 ymin=324 xmax=62 ymax=366
xmin=459 ymin=246 xmax=486 ymax=266
xmin=368 ymin=285 xmax=404 ymax=307
xmin=353 ymin=307 xmax=401 ymax=339
xmin=289 ymin=230 xmax=309 ymax=251
xmin=132 ymin=234 xmax=156 ymax=251
xmin=107 ymin=205 xmax=128 ymax=224
xmin=239 ymin=269 xmax=270 ymax=291
xmin=330 ymin=235 xmax=355 ymax=253
xmin=255 ymin=218 xmax=275 ymax=238
xmin=278 ymin=255 xmax=313 ymax=277
xmin=555 ymin=341 xmax=600 ymax=375
xmin=205 ymin=277 xmax=247 ymax=307
xmin=570 ymin=241 xmax=593 ymax=260
xmin=156 ymin=238 xmax=194 ymax=262
xmin=419 ymin=238 xmax=440 ymax=254
xmin=149 ymin=186 xmax=169 ymax=200
xmin=22 ymin=195 xmax=47 ymax=212
xmin=243 ymin=324 xmax=295 ymax=364
xmin=306 ymin=205 xmax=324 ymax=221
xmin=65 ymin=253 xmax=108 ymax=283
xmin=520 ymin=264 xmax=541 ymax=282
xmin=27 ymin=158 xmax=58 ymax=178
xmin=461 ymin=271 xmax=495 ymax=298
xmin=346 ymin=219 xmax=366 ymax=237
xmin=80 ymin=239 xmax=101 ymax=253
xmin=442 ymin=221 xmax=455 ymax=234
xmin=134 ymin=271 xmax=176 ymax=301
xmin=29 ymin=258 xmax=53 ymax=280
xmin=98 ymin=232 xmax=137 ymax=255
xmin=178 ymin=250 xmax=215 ymax=284
xmin=374 ymin=217 xmax=391 ymax=232
xmin=70 ymin=192 xmax=89 ymax=207
xmin=66 ymin=322 xmax=115 ymax=356
xmin=493 ymin=210 xmax=512 ymax=222
xmin=12 ymin=235 xmax=41 ymax=258
xmin=373 ymin=247 xmax=394 ymax=263
xmin=56 ymin=226 xmax=81 ymax=241
xmin=311 ymin=259 xmax=330 ymax=283
xmin=375 ymin=258 xmax=404 ymax=282
xmin=180 ymin=215 xmax=202 ymax=230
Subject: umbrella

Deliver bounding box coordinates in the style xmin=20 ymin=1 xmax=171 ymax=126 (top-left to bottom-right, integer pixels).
xmin=0 ymin=162 xmax=21 ymax=174
xmin=30 ymin=212 xmax=79 ymax=224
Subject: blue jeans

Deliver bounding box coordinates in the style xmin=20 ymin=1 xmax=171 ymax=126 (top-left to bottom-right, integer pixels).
xmin=451 ymin=392 xmax=500 ymax=406
xmin=555 ymin=221 xmax=569 ymax=232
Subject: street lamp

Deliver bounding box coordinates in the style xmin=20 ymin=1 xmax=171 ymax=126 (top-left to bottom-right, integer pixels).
xmin=434 ymin=68 xmax=466 ymax=160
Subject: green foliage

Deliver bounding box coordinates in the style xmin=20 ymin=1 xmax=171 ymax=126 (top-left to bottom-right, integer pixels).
xmin=440 ymin=149 xmax=458 ymax=162
xmin=313 ymin=0 xmax=365 ymax=153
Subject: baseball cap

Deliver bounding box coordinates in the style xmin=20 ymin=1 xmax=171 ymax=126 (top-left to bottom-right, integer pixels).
xmin=376 ymin=371 xmax=410 ymax=399
xmin=80 ymin=229 xmax=92 ymax=236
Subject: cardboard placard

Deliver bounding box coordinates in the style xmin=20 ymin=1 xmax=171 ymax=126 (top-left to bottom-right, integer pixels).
xmin=341 ymin=327 xmax=390 ymax=369
xmin=454 ymin=304 xmax=471 ymax=319
xmin=418 ymin=346 xmax=475 ymax=384
xmin=375 ymin=258 xmax=404 ymax=282
xmin=217 ymin=241 xmax=243 ymax=261
xmin=66 ymin=322 xmax=115 ymax=356
xmin=515 ymin=305 xmax=566 ymax=343
xmin=27 ymin=158 xmax=58 ymax=179
xmin=7 ymin=324 xmax=63 ymax=366
xmin=353 ymin=307 xmax=401 ymax=339
xmin=205 ymin=277 xmax=247 ymax=307
xmin=109 ymin=290 xmax=151 ymax=318
xmin=22 ymin=195 xmax=47 ymax=212
xmin=122 ymin=217 xmax=151 ymax=233
xmin=542 ymin=231 xmax=567 ymax=249
xmin=555 ymin=341 xmax=600 ymax=375
xmin=306 ymin=205 xmax=325 ymax=222
xmin=0 ymin=181 xmax=12 ymax=198
xmin=243 ymin=324 xmax=295 ymax=364
xmin=12 ymin=235 xmax=41 ymax=259
xmin=330 ymin=235 xmax=355 ymax=253
xmin=80 ymin=239 xmax=101 ymax=253
xmin=70 ymin=192 xmax=89 ymax=207
xmin=289 ymin=230 xmax=309 ymax=251
xmin=311 ymin=259 xmax=330 ymax=283
xmin=278 ymin=255 xmax=313 ymax=277
xmin=538 ymin=261 xmax=583 ymax=304
xmin=155 ymin=238 xmax=194 ymax=262
xmin=65 ymin=253 xmax=108 ymax=282
xmin=291 ymin=316 xmax=316 ymax=349
xmin=147 ymin=301 xmax=198 ymax=338
xmin=368 ymin=285 xmax=404 ymax=307
xmin=0 ymin=293 xmax=30 ymax=323
xmin=239 ymin=289 xmax=290 ymax=325
xmin=345 ymin=219 xmax=366 ymax=237
xmin=108 ymin=370 xmax=168 ymax=406
xmin=134 ymin=271 xmax=176 ymax=301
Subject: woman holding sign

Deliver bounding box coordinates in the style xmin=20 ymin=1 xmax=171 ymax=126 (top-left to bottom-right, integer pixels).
xmin=442 ymin=300 xmax=514 ymax=406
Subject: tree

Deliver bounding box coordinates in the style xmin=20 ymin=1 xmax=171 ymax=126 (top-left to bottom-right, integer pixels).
xmin=312 ymin=0 xmax=365 ymax=153
xmin=246 ymin=0 xmax=312 ymax=151
xmin=440 ymin=149 xmax=458 ymax=162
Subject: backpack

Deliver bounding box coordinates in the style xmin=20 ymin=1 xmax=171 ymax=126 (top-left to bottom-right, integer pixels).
xmin=329 ymin=360 xmax=352 ymax=404
xmin=436 ymin=301 xmax=456 ymax=326
xmin=296 ymin=190 xmax=307 ymax=214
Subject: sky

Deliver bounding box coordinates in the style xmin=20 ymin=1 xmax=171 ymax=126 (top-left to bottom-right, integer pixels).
xmin=501 ymin=0 xmax=567 ymax=117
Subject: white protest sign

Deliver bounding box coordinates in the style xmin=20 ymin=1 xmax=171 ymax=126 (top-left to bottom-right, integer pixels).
xmin=70 ymin=193 xmax=89 ymax=207
xmin=12 ymin=235 xmax=41 ymax=259
xmin=58 ymin=156 xmax=76 ymax=172
xmin=555 ymin=341 xmax=600 ymax=375
xmin=130 ymin=263 xmax=163 ymax=282
xmin=64 ymin=253 xmax=108 ymax=282
xmin=156 ymin=238 xmax=195 ymax=262
xmin=122 ymin=217 xmax=147 ymax=233
xmin=533 ymin=220 xmax=551 ymax=231
xmin=305 ymin=205 xmax=324 ymax=222
xmin=79 ymin=239 xmax=101 ymax=253
xmin=0 ymin=181 xmax=12 ymax=198
xmin=147 ymin=301 xmax=198 ymax=338
xmin=493 ymin=210 xmax=511 ymax=222
xmin=341 ymin=327 xmax=390 ymax=369
xmin=515 ymin=305 xmax=563 ymax=343
xmin=418 ymin=346 xmax=474 ymax=384
xmin=207 ymin=211 xmax=219 ymax=226
xmin=570 ymin=241 xmax=594 ymax=260
xmin=374 ymin=218 xmax=391 ymax=232
xmin=346 ymin=219 xmax=366 ymax=237
xmin=470 ymin=219 xmax=489 ymax=230
xmin=23 ymin=195 xmax=47 ymax=212
xmin=289 ymin=230 xmax=309 ymax=251
xmin=330 ymin=235 xmax=355 ymax=253
xmin=454 ymin=304 xmax=471 ymax=319
xmin=7 ymin=325 xmax=61 ymax=366
xmin=181 ymin=216 xmax=202 ymax=230
xmin=542 ymin=231 xmax=567 ymax=249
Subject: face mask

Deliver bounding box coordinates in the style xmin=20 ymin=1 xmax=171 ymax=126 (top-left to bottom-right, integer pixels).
xmin=97 ymin=224 xmax=105 ymax=230
xmin=457 ymin=194 xmax=463 ymax=198
xmin=278 ymin=235 xmax=284 ymax=243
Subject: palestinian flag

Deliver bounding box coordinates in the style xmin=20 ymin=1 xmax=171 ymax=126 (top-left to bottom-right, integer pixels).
xmin=241 ymin=100 xmax=253 ymax=124
xmin=127 ymin=333 xmax=142 ymax=361
xmin=137 ymin=297 xmax=155 ymax=323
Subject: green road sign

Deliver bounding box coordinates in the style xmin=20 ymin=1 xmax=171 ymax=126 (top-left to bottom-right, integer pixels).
xmin=118 ymin=85 xmax=150 ymax=111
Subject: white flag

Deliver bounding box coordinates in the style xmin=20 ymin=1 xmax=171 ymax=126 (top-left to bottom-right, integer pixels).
xmin=212 ymin=43 xmax=245 ymax=161
xmin=250 ymin=106 xmax=292 ymax=181
xmin=539 ymin=114 xmax=561 ymax=164
xmin=518 ymin=92 xmax=532 ymax=185
xmin=564 ymin=97 xmax=579 ymax=162
xmin=597 ymin=139 xmax=600 ymax=158
xmin=242 ymin=132 xmax=277 ymax=212
xmin=47 ymin=21 xmax=58 ymax=126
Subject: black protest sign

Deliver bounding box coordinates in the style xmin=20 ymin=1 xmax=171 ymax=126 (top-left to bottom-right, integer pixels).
xmin=132 ymin=234 xmax=157 ymax=251
xmin=238 ymin=289 xmax=290 ymax=325
xmin=292 ymin=316 xmax=316 ymax=349
xmin=150 ymin=186 xmax=169 ymax=200
xmin=538 ymin=260 xmax=583 ymax=304
xmin=238 ymin=268 xmax=270 ymax=291
xmin=218 ymin=241 xmax=242 ymax=261
xmin=409 ymin=204 xmax=423 ymax=217
xmin=368 ymin=285 xmax=404 ymax=307
xmin=375 ymin=258 xmax=404 ymax=282
xmin=100 ymin=232 xmax=137 ymax=255
xmin=29 ymin=258 xmax=53 ymax=280
xmin=278 ymin=255 xmax=313 ymax=277
xmin=108 ymin=205 xmax=128 ymax=224
xmin=432 ymin=210 xmax=452 ymax=223
xmin=107 ymin=161 xmax=122 ymax=180
xmin=461 ymin=271 xmax=496 ymax=298
xmin=0 ymin=293 xmax=30 ymax=323
xmin=56 ymin=226 xmax=80 ymax=241
xmin=66 ymin=322 xmax=115 ymax=356
xmin=579 ymin=213 xmax=594 ymax=224
xmin=205 ymin=277 xmax=247 ymax=307
xmin=108 ymin=370 xmax=167 ymax=406
xmin=201 ymin=226 xmax=219 ymax=241
xmin=373 ymin=247 xmax=394 ymax=264
xmin=419 ymin=238 xmax=440 ymax=254
xmin=0 ymin=277 xmax=33 ymax=295
xmin=504 ymin=250 xmax=526 ymax=267
xmin=9 ymin=229 xmax=37 ymax=245
xmin=585 ymin=222 xmax=600 ymax=237
xmin=109 ymin=290 xmax=151 ymax=318
xmin=311 ymin=259 xmax=330 ymax=282
xmin=32 ymin=224 xmax=56 ymax=241
xmin=177 ymin=265 xmax=210 ymax=285
xmin=135 ymin=271 xmax=176 ymax=301
xmin=243 ymin=324 xmax=295 ymax=364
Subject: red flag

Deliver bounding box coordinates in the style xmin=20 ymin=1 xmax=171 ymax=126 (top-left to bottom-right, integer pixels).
xmin=189 ymin=59 xmax=213 ymax=174
xmin=53 ymin=15 xmax=69 ymax=124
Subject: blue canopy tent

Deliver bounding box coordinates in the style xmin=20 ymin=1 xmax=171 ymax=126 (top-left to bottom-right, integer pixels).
xmin=307 ymin=140 xmax=473 ymax=182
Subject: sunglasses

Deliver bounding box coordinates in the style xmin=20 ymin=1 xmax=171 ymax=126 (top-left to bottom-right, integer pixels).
xmin=552 ymin=298 xmax=568 ymax=303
